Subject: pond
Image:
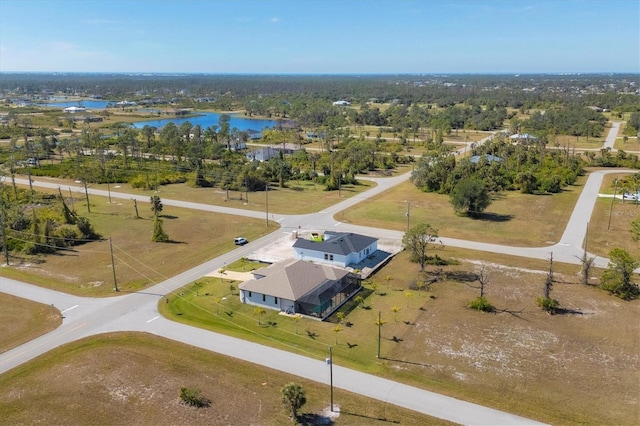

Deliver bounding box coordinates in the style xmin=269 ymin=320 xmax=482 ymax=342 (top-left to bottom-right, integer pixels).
xmin=131 ymin=112 xmax=278 ymax=132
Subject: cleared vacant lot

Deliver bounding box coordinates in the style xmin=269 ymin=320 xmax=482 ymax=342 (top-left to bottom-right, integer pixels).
xmin=0 ymin=294 xmax=61 ymax=353
xmin=339 ymin=176 xmax=584 ymax=247
xmin=0 ymin=190 xmax=270 ymax=296
xmin=0 ymin=332 xmax=442 ymax=425
xmin=163 ymin=249 xmax=639 ymax=425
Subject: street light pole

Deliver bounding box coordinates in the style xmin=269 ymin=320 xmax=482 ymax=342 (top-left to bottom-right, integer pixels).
xmin=326 ymin=347 xmax=334 ymax=412
xmin=406 ymin=202 xmax=410 ymax=232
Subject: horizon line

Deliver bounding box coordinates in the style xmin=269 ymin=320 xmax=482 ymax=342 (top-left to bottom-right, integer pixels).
xmin=1 ymin=71 xmax=638 ymax=76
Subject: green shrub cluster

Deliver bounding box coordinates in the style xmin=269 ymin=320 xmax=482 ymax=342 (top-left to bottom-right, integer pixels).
xmin=467 ymin=296 xmax=494 ymax=312
xmin=130 ymin=173 xmax=187 ymax=190
xmin=536 ymin=296 xmax=559 ymax=314
xmin=179 ymin=387 xmax=210 ymax=408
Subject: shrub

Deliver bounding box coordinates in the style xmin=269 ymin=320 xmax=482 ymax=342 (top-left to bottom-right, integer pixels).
xmin=152 ymin=217 xmax=169 ymax=242
xmin=536 ymin=296 xmax=559 ymax=314
xmin=51 ymin=225 xmax=81 ymax=247
xmin=129 ymin=174 xmax=156 ymax=190
xmin=76 ymin=216 xmax=100 ymax=240
xmin=179 ymin=387 xmax=210 ymax=408
xmin=467 ymin=296 xmax=494 ymax=312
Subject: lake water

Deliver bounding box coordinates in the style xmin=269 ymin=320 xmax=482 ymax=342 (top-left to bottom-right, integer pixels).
xmin=131 ymin=112 xmax=278 ymax=132
xmin=43 ymin=100 xmax=112 ymax=109
xmin=42 ymin=100 xmax=279 ymax=131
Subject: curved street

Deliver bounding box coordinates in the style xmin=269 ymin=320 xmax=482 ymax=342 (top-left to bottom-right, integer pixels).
xmin=0 ymin=125 xmax=631 ymax=425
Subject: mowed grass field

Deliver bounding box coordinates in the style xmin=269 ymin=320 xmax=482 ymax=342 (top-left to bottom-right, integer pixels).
xmin=0 ymin=189 xmax=271 ymax=296
xmin=161 ymin=249 xmax=640 ymax=425
xmin=0 ymin=294 xmax=61 ymax=353
xmin=0 ymin=332 xmax=444 ymax=425
xmin=339 ymin=176 xmax=585 ymax=247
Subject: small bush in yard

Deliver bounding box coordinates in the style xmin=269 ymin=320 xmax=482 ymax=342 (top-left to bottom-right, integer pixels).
xmin=467 ymin=296 xmax=494 ymax=312
xmin=179 ymin=387 xmax=210 ymax=408
xmin=536 ymin=296 xmax=559 ymax=314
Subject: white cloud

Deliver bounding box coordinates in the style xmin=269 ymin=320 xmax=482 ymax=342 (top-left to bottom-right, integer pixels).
xmin=270 ymin=17 xmax=281 ymax=23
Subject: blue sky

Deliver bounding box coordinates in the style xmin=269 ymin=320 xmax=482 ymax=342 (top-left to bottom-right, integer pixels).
xmin=1 ymin=0 xmax=638 ymax=74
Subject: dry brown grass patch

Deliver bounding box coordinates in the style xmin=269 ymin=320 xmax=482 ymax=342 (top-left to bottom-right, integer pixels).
xmin=0 ymin=294 xmax=61 ymax=353
xmin=0 ymin=332 xmax=443 ymax=425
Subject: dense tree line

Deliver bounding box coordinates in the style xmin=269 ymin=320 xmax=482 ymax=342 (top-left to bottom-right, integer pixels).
xmin=411 ymin=135 xmax=583 ymax=195
xmin=3 ymin=74 xmax=638 ymax=116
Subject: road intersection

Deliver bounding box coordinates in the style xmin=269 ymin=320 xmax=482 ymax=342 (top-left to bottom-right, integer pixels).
xmin=0 ymin=125 xmax=632 ymax=425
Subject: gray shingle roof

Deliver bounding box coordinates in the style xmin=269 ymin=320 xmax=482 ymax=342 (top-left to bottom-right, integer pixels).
xmin=292 ymin=232 xmax=377 ymax=256
xmin=239 ymin=259 xmax=349 ymax=300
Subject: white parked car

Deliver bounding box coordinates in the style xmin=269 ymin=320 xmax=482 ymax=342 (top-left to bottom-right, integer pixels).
xmin=234 ymin=237 xmax=248 ymax=245
xmin=622 ymin=193 xmax=638 ymax=201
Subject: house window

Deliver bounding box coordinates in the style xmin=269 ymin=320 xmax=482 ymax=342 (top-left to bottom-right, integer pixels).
xmin=249 ymin=291 xmax=252 ymax=297
xmin=329 ymin=254 xmax=334 ymax=261
xmin=324 ymin=253 xmax=328 ymax=260
xmin=274 ymin=297 xmax=278 ymax=304
xmin=262 ymin=294 xmax=266 ymax=302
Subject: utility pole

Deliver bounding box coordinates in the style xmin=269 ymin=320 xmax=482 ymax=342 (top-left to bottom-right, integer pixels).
xmin=265 ymin=183 xmax=269 ymax=227
xmin=608 ymin=178 xmax=618 ymax=230
xmin=377 ymin=311 xmax=382 ymax=358
xmin=109 ymin=237 xmax=119 ymax=292
xmin=83 ymin=180 xmax=91 ymax=213
xmin=0 ymin=202 xmax=9 ymax=265
xmin=107 ymin=170 xmax=112 ymax=204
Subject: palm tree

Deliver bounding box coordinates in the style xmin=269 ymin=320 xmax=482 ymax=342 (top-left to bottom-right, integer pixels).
xmin=253 ymin=306 xmax=266 ymax=325
xmin=150 ymin=195 xmax=163 ymax=218
xmin=281 ymin=383 xmax=306 ymax=422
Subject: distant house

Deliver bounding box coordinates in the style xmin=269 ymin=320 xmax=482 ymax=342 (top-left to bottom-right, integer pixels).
xmin=247 ymin=146 xmax=279 ymax=162
xmin=246 ymin=129 xmax=262 ymax=140
xmin=238 ymin=259 xmax=361 ymax=319
xmin=164 ymin=108 xmax=191 ymax=116
xmin=509 ymin=133 xmax=537 ymax=142
xmin=292 ymin=232 xmax=378 ymax=268
xmin=63 ymin=106 xmax=86 ymax=113
xmin=274 ymin=143 xmax=303 ymax=155
xmin=332 ymin=100 xmax=350 ymax=106
xmin=470 ymin=154 xmax=503 ymax=164
xmin=116 ymin=100 xmax=137 ymax=108
xmin=306 ymin=131 xmax=325 ymax=140
xmin=229 ymin=136 xmax=247 ymax=151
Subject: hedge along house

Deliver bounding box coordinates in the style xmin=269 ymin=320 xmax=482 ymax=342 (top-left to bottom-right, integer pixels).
xmin=292 ymin=232 xmax=378 ymax=268
xmin=238 ymin=259 xmax=361 ymax=320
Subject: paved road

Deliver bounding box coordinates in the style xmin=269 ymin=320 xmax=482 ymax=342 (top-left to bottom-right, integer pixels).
xmin=0 ymin=127 xmax=629 ymax=425
xmin=603 ymin=121 xmax=622 ymax=150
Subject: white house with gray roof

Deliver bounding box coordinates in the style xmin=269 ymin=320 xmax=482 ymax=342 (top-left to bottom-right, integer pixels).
xmin=292 ymin=232 xmax=378 ymax=268
xmin=238 ymin=259 xmax=361 ymax=319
